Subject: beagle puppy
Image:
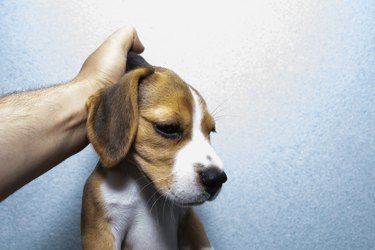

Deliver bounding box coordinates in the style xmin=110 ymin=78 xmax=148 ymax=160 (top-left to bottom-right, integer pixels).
xmin=81 ymin=52 xmax=227 ymax=250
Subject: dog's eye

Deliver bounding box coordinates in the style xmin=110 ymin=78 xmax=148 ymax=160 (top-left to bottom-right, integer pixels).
xmin=153 ymin=124 xmax=182 ymax=139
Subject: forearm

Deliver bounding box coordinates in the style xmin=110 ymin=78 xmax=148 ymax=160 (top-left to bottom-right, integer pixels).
xmin=0 ymin=80 xmax=96 ymax=200
xmin=0 ymin=26 xmax=144 ymax=200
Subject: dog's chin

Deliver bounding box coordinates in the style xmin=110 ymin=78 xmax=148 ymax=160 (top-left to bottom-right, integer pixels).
xmin=176 ymin=190 xmax=221 ymax=206
xmin=164 ymin=192 xmax=211 ymax=207
xmin=174 ymin=200 xmax=206 ymax=207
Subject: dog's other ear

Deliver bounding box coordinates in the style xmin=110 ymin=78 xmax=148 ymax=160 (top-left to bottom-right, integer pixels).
xmin=86 ymin=68 xmax=154 ymax=168
xmin=126 ymin=51 xmax=153 ymax=72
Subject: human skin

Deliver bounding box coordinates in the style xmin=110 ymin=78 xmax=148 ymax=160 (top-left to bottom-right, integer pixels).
xmin=0 ymin=26 xmax=144 ymax=200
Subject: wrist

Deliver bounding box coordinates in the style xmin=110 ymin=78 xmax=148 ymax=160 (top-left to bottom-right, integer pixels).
xmin=53 ymin=80 xmax=95 ymax=154
xmin=69 ymin=78 xmax=101 ymax=101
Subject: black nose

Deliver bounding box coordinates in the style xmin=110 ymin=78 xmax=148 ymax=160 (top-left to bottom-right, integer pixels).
xmin=200 ymin=167 xmax=227 ymax=197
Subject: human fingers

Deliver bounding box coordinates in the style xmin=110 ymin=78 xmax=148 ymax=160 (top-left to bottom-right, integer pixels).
xmin=106 ymin=26 xmax=145 ymax=54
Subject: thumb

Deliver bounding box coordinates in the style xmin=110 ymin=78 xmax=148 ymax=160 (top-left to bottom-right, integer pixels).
xmin=107 ymin=26 xmax=145 ymax=54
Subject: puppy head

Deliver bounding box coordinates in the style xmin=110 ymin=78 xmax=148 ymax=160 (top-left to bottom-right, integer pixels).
xmin=87 ymin=53 xmax=227 ymax=205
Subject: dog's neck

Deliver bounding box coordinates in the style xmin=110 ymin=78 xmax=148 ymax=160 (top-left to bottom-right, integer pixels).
xmin=99 ymin=161 xmax=187 ymax=249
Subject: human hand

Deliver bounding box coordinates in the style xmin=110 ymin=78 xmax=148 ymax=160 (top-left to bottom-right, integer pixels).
xmin=73 ymin=26 xmax=145 ymax=91
xmin=0 ymin=26 xmax=144 ymax=200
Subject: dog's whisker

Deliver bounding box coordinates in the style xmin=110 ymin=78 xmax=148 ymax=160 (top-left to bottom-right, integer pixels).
xmin=214 ymin=113 xmax=241 ymax=118
xmin=211 ymin=91 xmax=235 ymax=117
xmin=137 ymin=174 xmax=173 ymax=194
xmin=213 ymin=114 xmax=241 ymax=122
xmin=212 ymin=105 xmax=228 ymax=118
xmin=143 ymin=176 xmax=171 ymax=207
xmin=211 ymin=99 xmax=226 ymax=115
xmin=146 ymin=190 xmax=159 ymax=208
xmin=138 ymin=181 xmax=155 ymax=193
xmin=138 ymin=173 xmax=172 ymax=192
xmin=150 ymin=192 xmax=164 ymax=217
xmin=133 ymin=174 xmax=148 ymax=183
xmin=162 ymin=196 xmax=167 ymax=221
xmin=171 ymin=200 xmax=176 ymax=225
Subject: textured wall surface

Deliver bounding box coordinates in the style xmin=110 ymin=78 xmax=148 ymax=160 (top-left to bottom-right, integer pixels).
xmin=1 ymin=1 xmax=374 ymax=249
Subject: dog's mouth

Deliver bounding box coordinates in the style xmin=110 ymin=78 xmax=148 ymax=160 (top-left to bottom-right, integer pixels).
xmin=130 ymin=160 xmax=219 ymax=207
xmin=169 ymin=186 xmax=222 ymax=206
xmin=207 ymin=186 xmax=222 ymax=201
xmin=146 ymin=185 xmax=212 ymax=207
xmin=151 ymin=176 xmax=223 ymax=206
xmin=174 ymin=200 xmax=206 ymax=207
xmin=164 ymin=188 xmax=212 ymax=207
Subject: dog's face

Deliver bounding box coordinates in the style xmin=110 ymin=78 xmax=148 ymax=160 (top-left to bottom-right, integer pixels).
xmin=133 ymin=67 xmax=226 ymax=205
xmin=87 ymin=54 xmax=227 ymax=205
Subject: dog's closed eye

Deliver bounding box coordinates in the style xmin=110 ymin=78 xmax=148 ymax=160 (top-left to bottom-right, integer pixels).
xmin=153 ymin=123 xmax=182 ymax=139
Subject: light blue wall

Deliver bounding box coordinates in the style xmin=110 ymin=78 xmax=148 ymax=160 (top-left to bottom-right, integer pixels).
xmin=1 ymin=1 xmax=374 ymax=249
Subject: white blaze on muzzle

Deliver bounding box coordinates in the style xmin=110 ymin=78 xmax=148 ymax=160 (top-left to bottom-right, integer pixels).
xmin=169 ymin=87 xmax=224 ymax=204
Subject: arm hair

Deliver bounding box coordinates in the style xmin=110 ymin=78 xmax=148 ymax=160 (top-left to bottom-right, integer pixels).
xmin=0 ymin=81 xmax=95 ymax=200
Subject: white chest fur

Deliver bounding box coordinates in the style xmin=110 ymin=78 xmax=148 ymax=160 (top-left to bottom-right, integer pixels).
xmin=100 ymin=164 xmax=186 ymax=250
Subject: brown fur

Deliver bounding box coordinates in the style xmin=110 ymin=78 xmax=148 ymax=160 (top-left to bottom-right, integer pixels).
xmin=86 ymin=68 xmax=154 ymax=168
xmin=130 ymin=68 xmax=196 ymax=192
xmin=82 ymin=60 xmax=215 ymax=249
xmin=178 ymin=208 xmax=211 ymax=249
xmin=81 ymin=164 xmax=115 ymax=249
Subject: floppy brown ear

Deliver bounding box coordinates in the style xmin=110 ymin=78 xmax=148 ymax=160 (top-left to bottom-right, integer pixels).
xmin=86 ymin=68 xmax=154 ymax=168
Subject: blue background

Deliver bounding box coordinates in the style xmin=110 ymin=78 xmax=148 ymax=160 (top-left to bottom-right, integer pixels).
xmin=1 ymin=1 xmax=374 ymax=249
